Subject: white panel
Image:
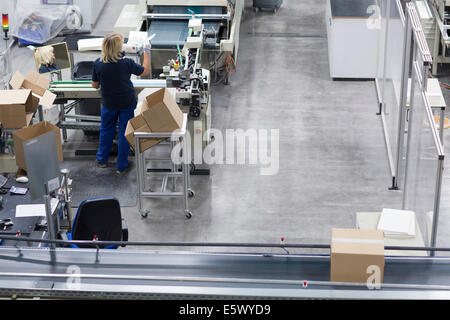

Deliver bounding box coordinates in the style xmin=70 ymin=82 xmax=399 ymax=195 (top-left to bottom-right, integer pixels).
xmin=328 ymin=18 xmax=379 ymax=78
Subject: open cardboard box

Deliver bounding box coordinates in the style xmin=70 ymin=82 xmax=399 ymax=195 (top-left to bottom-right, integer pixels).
xmin=0 ymin=89 xmax=37 ymax=129
xmin=125 ymin=88 xmax=184 ymax=152
xmin=9 ymin=70 xmax=56 ymax=108
xmin=13 ymin=121 xmax=63 ymax=171
xmin=0 ymin=70 xmax=57 ymax=129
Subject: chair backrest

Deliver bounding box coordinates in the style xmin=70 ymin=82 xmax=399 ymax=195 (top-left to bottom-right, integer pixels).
xmin=72 ymin=197 xmax=122 ymax=248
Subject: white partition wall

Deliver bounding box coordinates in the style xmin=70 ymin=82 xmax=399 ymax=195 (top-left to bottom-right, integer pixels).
xmin=403 ymin=53 xmax=444 ymax=252
xmin=376 ymin=1 xmax=444 ymax=254
xmin=377 ymin=0 xmax=408 ymax=189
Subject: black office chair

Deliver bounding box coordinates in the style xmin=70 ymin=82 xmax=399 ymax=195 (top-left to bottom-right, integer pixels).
xmin=63 ymin=197 xmax=128 ymax=249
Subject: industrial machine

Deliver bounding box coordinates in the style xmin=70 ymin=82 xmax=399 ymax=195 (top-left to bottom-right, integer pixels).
xmin=161 ymin=20 xmax=212 ymax=166
xmin=114 ymin=0 xmax=243 ymax=84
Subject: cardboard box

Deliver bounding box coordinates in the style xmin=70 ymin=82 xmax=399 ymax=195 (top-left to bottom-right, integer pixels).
xmin=125 ymin=114 xmax=165 ymax=151
xmin=141 ymin=88 xmax=183 ymax=132
xmin=13 ymin=121 xmax=63 ymax=171
xmin=10 ymin=70 xmax=56 ymax=108
xmin=125 ymin=88 xmax=184 ymax=153
xmin=330 ymin=228 xmax=385 ymax=284
xmin=0 ymin=90 xmax=37 ymax=129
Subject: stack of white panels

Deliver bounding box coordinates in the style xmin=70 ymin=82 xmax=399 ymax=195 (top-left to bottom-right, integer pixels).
xmin=377 ymin=208 xmax=416 ymax=237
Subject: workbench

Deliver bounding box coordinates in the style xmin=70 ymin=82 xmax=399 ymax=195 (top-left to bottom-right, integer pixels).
xmin=49 ymin=80 xmax=167 ymax=140
xmin=0 ymin=177 xmax=60 ymax=247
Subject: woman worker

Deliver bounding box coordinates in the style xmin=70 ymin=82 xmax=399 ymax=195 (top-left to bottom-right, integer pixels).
xmin=36 ymin=45 xmax=58 ymax=74
xmin=92 ymin=32 xmax=151 ymax=174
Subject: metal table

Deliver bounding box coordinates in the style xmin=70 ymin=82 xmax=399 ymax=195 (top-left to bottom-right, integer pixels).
xmin=134 ymin=114 xmax=194 ymax=219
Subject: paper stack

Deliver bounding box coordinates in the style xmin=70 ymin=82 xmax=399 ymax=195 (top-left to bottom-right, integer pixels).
xmin=377 ymin=208 xmax=416 ymax=237
xmin=16 ymin=198 xmax=59 ymax=218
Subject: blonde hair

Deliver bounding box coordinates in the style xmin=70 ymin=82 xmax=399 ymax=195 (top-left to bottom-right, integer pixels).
xmin=101 ymin=32 xmax=124 ymax=63
xmin=35 ymin=45 xmax=54 ymax=66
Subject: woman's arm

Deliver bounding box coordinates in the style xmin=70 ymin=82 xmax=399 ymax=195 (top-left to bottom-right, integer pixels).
xmin=140 ymin=52 xmax=151 ymax=77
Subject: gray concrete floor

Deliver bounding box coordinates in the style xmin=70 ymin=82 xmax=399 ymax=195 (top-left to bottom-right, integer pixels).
xmin=5 ymin=0 xmax=450 ymax=254
xmin=120 ymin=0 xmax=403 ymax=251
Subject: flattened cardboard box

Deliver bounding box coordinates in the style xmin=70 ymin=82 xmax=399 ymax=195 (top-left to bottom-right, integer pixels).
xmin=0 ymin=89 xmax=36 ymax=129
xmin=330 ymin=228 xmax=385 ymax=283
xmin=126 ymin=88 xmax=184 ymax=153
xmin=13 ymin=121 xmax=63 ymax=171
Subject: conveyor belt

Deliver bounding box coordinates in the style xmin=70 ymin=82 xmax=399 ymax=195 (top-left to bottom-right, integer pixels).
xmin=48 ymin=80 xmax=167 ymax=99
xmin=148 ymin=6 xmax=222 ymax=48
xmin=0 ymin=247 xmax=449 ymax=299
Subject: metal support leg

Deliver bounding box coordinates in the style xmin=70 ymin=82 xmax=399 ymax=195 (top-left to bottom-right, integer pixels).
xmin=440 ymin=107 xmax=445 ymax=145
xmin=135 ymin=136 xmax=149 ymax=218
xmin=183 ymin=135 xmax=192 ymax=219
xmin=395 ymin=9 xmax=413 ymax=191
xmin=430 ymin=158 xmax=444 ymax=256
xmin=432 ymin=22 xmax=440 ymax=75
xmin=171 ymin=140 xmax=177 ymax=191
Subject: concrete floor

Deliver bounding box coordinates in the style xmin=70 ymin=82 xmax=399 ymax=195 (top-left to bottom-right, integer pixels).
xmin=5 ymin=0 xmax=450 ymax=254
xmin=121 ymin=0 xmax=403 ymax=250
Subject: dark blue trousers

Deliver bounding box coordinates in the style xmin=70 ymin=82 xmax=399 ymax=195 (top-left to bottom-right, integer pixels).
xmin=96 ymin=106 xmax=135 ymax=171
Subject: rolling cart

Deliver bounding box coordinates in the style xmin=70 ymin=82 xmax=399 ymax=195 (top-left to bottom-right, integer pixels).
xmin=134 ymin=114 xmax=194 ymax=219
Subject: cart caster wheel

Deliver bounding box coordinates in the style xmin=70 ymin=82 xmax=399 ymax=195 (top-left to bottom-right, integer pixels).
xmin=188 ymin=189 xmax=195 ymax=198
xmin=185 ymin=210 xmax=193 ymax=219
xmin=140 ymin=210 xmax=150 ymax=218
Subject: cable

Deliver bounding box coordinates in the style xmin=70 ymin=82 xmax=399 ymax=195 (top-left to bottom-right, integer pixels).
xmin=225 ymin=53 xmax=236 ymax=74
xmin=208 ymin=52 xmax=225 ymax=70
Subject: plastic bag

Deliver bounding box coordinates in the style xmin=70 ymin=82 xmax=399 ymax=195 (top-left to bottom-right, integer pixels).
xmin=10 ymin=4 xmax=68 ymax=44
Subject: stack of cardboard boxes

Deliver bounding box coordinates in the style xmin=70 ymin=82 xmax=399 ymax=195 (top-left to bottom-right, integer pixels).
xmin=0 ymin=70 xmax=62 ymax=173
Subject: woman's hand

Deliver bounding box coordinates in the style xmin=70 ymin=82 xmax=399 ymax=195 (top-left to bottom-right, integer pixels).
xmin=143 ymin=38 xmax=152 ymax=53
xmin=92 ymin=81 xmax=100 ymax=89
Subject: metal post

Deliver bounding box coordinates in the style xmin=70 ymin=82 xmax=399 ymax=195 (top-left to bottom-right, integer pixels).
xmin=430 ymin=157 xmax=444 ymax=256
xmin=395 ymin=7 xmax=413 ymax=190
xmin=432 ymin=17 xmax=440 ymax=75
xmin=171 ymin=139 xmax=177 ymax=191
xmin=402 ymin=60 xmax=417 ymax=210
xmin=183 ymin=134 xmax=191 ymax=219
xmin=44 ymin=184 xmax=56 ymax=249
xmin=379 ymin=0 xmax=392 ymax=113
xmin=61 ymin=169 xmax=72 ymax=227
xmin=134 ymin=135 xmax=143 ymax=214
xmin=440 ymin=107 xmax=445 ymax=145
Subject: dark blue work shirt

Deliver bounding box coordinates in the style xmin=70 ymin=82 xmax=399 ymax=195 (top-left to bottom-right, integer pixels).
xmin=92 ymin=57 xmax=144 ymax=110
